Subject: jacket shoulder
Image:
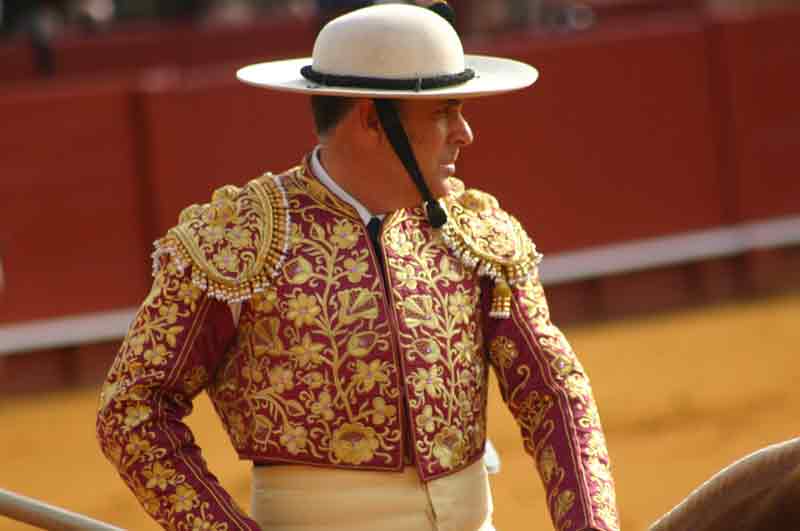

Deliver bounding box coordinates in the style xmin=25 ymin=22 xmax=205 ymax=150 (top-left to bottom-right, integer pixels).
xmin=152 ymin=171 xmax=292 ymax=302
xmin=441 ymin=178 xmax=542 ymax=286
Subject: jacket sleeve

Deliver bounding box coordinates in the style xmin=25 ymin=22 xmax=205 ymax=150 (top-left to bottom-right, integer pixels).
xmin=96 ymin=257 xmax=261 ymax=530
xmin=483 ymin=273 xmax=620 ymax=531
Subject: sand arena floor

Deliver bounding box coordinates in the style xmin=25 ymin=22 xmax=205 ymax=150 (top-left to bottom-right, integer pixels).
xmin=1 ymin=291 xmax=798 ymax=530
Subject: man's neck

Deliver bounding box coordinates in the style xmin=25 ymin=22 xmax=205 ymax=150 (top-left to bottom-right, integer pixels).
xmin=317 ymin=143 xmax=417 ymax=215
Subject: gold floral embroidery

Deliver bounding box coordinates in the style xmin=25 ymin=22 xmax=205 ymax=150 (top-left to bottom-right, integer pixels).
xmin=337 ymin=288 xmax=379 ymax=325
xmin=253 ymin=317 xmax=283 ymax=355
xmin=152 ymin=174 xmax=291 ymax=304
xmin=346 ymin=331 xmax=378 ymax=358
xmin=289 ymin=333 xmax=325 ymax=367
xmin=268 ymin=366 xmax=294 ymax=393
xmin=207 ymin=167 xmax=402 ymax=469
xmin=252 ymin=288 xmax=278 ymax=313
xmin=279 ymin=424 xmax=309 ymax=455
xmin=286 ymin=293 xmax=321 ymax=327
xmin=124 ymin=404 xmax=152 ymax=430
xmin=310 ymin=392 xmax=335 ymax=421
xmin=412 ymin=338 xmax=442 ymax=364
xmin=284 ymin=256 xmax=314 ymax=285
xmin=515 ymin=392 xmax=554 ymax=452
xmin=371 ymin=397 xmax=397 ymax=425
xmin=143 ymin=462 xmax=178 ymax=491
xmin=432 ymin=427 xmax=466 ymax=470
xmin=332 ymin=423 xmax=380 ymax=464
xmin=416 ymin=405 xmax=437 ymax=433
xmin=133 ymin=484 xmax=161 ymax=516
xmin=97 ymin=216 xmax=261 ymax=530
xmin=401 ymin=295 xmax=437 ymax=329
xmin=439 ymin=182 xmax=542 ymax=319
xmin=343 ymin=257 xmax=368 ymax=283
xmin=538 ymin=446 xmax=558 ymax=484
xmin=489 ymin=336 xmax=518 ymax=369
xmin=410 ymin=367 xmax=445 ymax=398
xmin=555 ymin=490 xmax=576 ymax=522
xmin=330 ymin=219 xmax=358 ymax=249
xmin=353 ymin=360 xmax=390 ymax=393
xmin=185 ymin=367 xmax=208 ymax=395
xmin=515 ymin=278 xmax=620 ymax=530
xmin=383 ymin=208 xmax=488 ymax=477
xmin=447 ymin=290 xmax=474 ymax=325
xmin=186 ymin=513 xmax=228 ymax=531
xmin=386 ymin=230 xmax=414 ymax=257
xmin=143 ymin=345 xmax=168 ymax=366
xmin=125 ymin=433 xmax=152 ymax=456
xmin=394 ymin=263 xmax=419 ymax=290
xmin=170 ymin=485 xmax=199 ymax=513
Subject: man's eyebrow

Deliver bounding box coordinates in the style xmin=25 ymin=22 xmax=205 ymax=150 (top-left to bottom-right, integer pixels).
xmin=438 ymin=99 xmax=463 ymax=110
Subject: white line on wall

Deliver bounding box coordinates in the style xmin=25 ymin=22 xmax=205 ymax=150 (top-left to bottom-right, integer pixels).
xmin=1 ymin=214 xmax=798 ymax=356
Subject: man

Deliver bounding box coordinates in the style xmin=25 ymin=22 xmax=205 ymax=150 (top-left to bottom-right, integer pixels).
xmin=96 ymin=3 xmax=619 ymax=530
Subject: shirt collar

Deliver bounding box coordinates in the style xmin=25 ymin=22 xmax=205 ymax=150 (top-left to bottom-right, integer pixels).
xmin=311 ymin=145 xmax=383 ymax=225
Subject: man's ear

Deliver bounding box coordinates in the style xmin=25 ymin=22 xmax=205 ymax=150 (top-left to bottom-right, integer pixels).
xmin=355 ymin=99 xmax=383 ymax=142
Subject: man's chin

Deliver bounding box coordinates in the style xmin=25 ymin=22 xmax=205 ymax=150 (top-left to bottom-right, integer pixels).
xmin=430 ymin=169 xmax=455 ymax=197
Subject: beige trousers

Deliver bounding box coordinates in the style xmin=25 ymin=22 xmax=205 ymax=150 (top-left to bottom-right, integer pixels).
xmin=251 ymin=459 xmax=495 ymax=531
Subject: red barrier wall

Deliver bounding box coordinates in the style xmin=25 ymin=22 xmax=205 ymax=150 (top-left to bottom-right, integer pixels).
xmin=460 ymin=14 xmax=723 ymax=252
xmin=136 ymin=14 xmax=725 ymax=255
xmin=0 ymin=16 xmax=316 ymax=84
xmin=0 ymin=78 xmax=151 ymax=324
xmin=710 ymin=8 xmax=800 ymax=222
xmin=1 ymin=8 xmax=798 ymax=330
xmin=137 ymin=74 xmax=317 ymax=238
xmin=0 ymin=39 xmax=37 ymax=83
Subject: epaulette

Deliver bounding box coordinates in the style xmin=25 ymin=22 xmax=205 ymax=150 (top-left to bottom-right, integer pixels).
xmin=440 ymin=179 xmax=542 ymax=319
xmin=151 ymin=173 xmax=291 ymax=303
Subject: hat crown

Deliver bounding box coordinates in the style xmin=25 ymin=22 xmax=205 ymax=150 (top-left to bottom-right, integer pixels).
xmin=311 ymin=4 xmax=466 ymax=80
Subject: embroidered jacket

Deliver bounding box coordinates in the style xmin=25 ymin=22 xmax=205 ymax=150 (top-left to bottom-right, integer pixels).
xmin=96 ymin=159 xmax=619 ymax=531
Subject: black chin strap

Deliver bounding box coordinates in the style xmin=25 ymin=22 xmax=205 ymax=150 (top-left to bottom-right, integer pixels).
xmin=373 ymin=99 xmax=448 ymax=228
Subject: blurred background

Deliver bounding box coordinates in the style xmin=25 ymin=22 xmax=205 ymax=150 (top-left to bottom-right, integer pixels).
xmin=1 ymin=0 xmax=798 ymax=529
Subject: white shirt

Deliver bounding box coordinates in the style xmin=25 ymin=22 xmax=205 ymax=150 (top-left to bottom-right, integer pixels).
xmin=311 ymin=145 xmax=384 ymax=225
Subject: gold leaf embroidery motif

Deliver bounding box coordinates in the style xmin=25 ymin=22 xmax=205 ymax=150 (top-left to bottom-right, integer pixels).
xmin=337 ymin=288 xmax=379 ymax=325
xmin=401 ymin=295 xmax=437 ymax=329
xmin=346 ymin=331 xmax=379 ymax=358
xmin=555 ymin=490 xmax=576 ymax=522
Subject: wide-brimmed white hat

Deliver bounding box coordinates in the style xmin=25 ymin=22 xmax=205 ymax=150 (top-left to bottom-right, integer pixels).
xmin=236 ymin=3 xmax=538 ymax=99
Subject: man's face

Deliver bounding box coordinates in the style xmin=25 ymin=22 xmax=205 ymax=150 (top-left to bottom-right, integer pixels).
xmin=396 ymin=98 xmax=474 ymax=196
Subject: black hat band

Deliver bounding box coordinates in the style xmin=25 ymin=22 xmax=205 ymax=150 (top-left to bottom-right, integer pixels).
xmin=301 ymin=65 xmax=474 ymax=92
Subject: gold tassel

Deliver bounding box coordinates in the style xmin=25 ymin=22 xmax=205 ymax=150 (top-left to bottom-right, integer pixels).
xmin=490 ymin=279 xmax=512 ymax=319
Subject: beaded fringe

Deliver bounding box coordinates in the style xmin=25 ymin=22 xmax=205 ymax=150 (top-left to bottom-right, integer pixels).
xmin=151 ymin=173 xmax=291 ymax=304
xmin=439 ymin=203 xmax=542 ymax=320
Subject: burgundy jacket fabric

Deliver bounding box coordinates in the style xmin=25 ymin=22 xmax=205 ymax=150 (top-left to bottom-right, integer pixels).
xmin=96 ymin=159 xmax=619 ymax=531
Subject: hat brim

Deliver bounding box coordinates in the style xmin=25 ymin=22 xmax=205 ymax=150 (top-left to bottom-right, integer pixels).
xmin=236 ymin=55 xmax=538 ymax=99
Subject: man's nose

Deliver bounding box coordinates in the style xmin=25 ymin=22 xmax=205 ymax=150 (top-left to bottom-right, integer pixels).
xmin=453 ymin=114 xmax=474 ymax=146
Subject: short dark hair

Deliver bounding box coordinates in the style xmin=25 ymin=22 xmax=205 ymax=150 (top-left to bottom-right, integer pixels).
xmin=310 ymin=95 xmax=355 ymax=137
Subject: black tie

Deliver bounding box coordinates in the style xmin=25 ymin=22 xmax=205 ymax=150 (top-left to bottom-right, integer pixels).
xmin=366 ymin=217 xmax=384 ymax=267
